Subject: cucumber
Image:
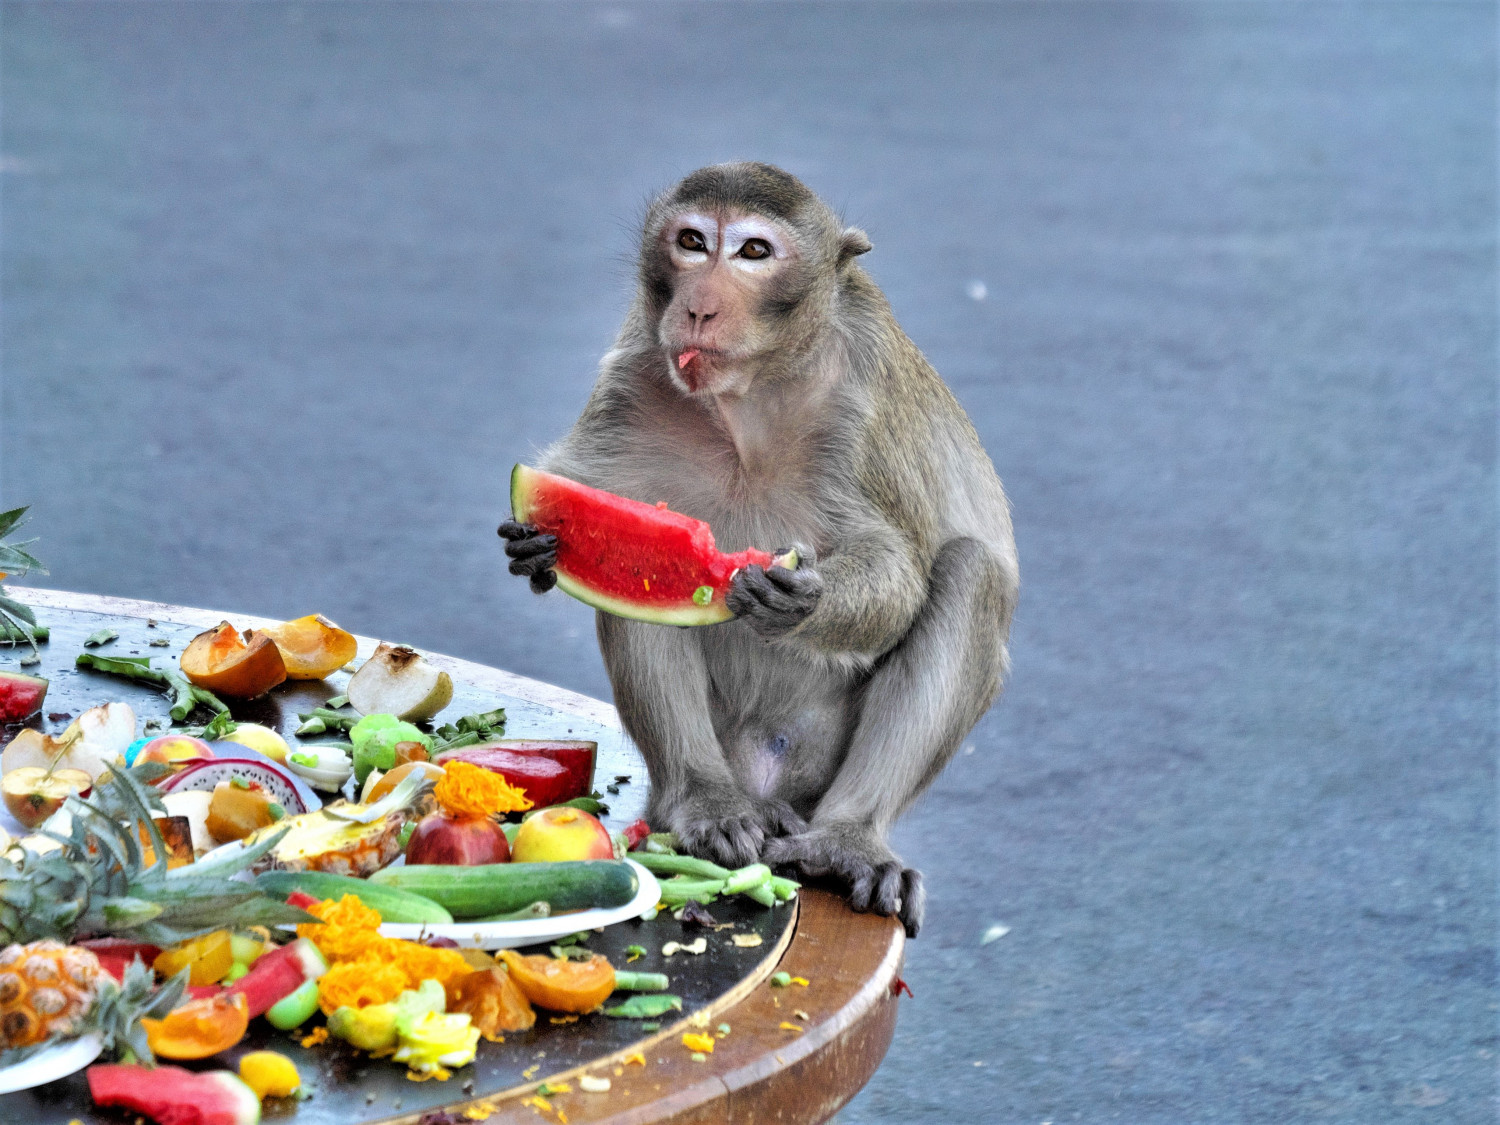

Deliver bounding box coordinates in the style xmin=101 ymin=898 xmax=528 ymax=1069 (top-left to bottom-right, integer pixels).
xmin=370 ymin=860 xmax=639 ymax=919
xmin=255 ymin=871 xmax=454 ymax=924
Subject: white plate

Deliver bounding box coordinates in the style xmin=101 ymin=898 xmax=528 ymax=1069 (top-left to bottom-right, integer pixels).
xmin=0 ymin=1031 xmax=103 ymax=1094
xmin=193 ymin=844 xmax=663 ymax=951
xmin=378 ymin=860 xmax=660 ymax=949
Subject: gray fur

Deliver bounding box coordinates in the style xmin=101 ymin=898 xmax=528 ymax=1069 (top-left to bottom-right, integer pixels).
xmin=508 ymin=163 xmax=1018 ymax=936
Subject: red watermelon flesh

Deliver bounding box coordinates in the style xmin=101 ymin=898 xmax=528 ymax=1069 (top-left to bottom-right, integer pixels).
xmin=437 ymin=739 xmax=595 ymax=802
xmin=222 ymin=937 xmax=326 ymax=1018
xmin=0 ymin=671 xmax=47 ymax=723
xmin=88 ymin=1064 xmax=261 ymax=1125
xmin=434 ymin=746 xmax=577 ymax=808
xmin=510 ymin=464 xmax=796 ymax=626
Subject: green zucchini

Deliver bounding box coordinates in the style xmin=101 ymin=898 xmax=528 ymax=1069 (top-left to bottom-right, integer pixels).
xmin=369 ymin=860 xmax=639 ymax=920
xmin=255 ymin=871 xmax=454 ymax=924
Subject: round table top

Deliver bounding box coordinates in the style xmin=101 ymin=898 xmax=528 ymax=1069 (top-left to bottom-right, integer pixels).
xmin=0 ymin=588 xmax=905 ymax=1125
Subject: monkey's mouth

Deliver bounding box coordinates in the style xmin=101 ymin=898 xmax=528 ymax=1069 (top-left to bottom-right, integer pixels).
xmin=670 ymin=347 xmax=721 ymax=392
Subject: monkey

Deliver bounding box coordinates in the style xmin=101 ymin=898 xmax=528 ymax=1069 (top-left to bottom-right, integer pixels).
xmin=499 ymin=162 xmax=1016 ymax=936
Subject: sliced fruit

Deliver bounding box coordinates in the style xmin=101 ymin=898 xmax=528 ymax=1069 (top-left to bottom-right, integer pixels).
xmin=260 ymin=807 xmax=406 ymax=877
xmin=0 ymin=670 xmax=46 ymax=722
xmin=510 ymin=463 xmax=798 ymax=625
xmin=140 ymin=815 xmax=196 ymax=869
xmin=160 ymin=758 xmax=314 ymax=817
xmin=437 ymin=739 xmax=595 ymax=805
xmin=142 ymin=990 xmax=249 ymax=1059
xmin=78 ymin=938 xmax=162 ymax=983
xmin=433 ymin=746 xmax=576 ymax=807
xmin=346 ymin=643 xmax=453 ymax=722
xmin=88 ymin=1064 xmax=262 ymax=1125
xmin=1 ymin=701 xmax=136 ymax=782
xmin=204 ymin=779 xmax=278 ymax=844
xmin=180 ymin=622 xmax=288 ymax=699
xmin=496 ymin=949 xmax=615 ymax=1013
xmin=259 ymin=614 xmax=358 ymax=681
xmin=1 ymin=765 xmax=92 ymax=829
xmin=363 ymin=759 xmax=445 ymax=805
xmin=264 ymin=976 xmax=319 ymax=1029
xmin=162 ymin=790 xmax=215 ymax=855
xmin=447 ymin=965 xmax=535 ymax=1035
xmin=155 ymin=931 xmax=235 ymax=987
xmin=218 ymin=723 xmax=290 ymax=764
xmin=222 ymin=937 xmax=328 ymax=1018
xmin=238 ymin=1050 xmax=301 ymax=1099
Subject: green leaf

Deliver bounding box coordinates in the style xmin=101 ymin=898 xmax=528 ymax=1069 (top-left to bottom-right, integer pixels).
xmin=0 ymin=506 xmax=29 ymax=539
xmin=603 ymin=994 xmax=683 ymax=1019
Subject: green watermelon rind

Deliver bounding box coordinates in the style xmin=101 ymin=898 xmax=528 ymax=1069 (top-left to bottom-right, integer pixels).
xmin=510 ymin=465 xmax=795 ymax=627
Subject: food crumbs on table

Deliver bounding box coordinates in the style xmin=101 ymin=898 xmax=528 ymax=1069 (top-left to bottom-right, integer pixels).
xmin=794 ymin=1009 xmax=811 ymax=1021
xmin=579 ymin=1075 xmax=611 ymax=1093
xmin=779 ymin=1022 xmax=804 ymax=1033
xmin=549 ymin=1014 xmax=579 ymax=1024
xmin=613 ymin=1066 xmax=625 ymax=1077
xmin=301 ymin=1026 xmax=330 ymax=1047
xmin=682 ymin=1032 xmax=716 ymax=1054
xmin=522 ymin=1095 xmax=552 ymax=1113
xmin=662 ymin=938 xmax=706 ymax=957
xmin=731 ymin=933 xmax=763 ymax=948
xmin=775 ymin=1054 xmax=786 ymax=1065
xmin=789 ymin=976 xmax=810 ymax=986
xmin=536 ymin=1082 xmax=571 ymax=1096
xmin=625 ymin=1052 xmax=646 ymax=1066
xmin=523 ymin=1064 xmax=541 ymax=1079
xmin=406 ymin=1066 xmax=452 ymax=1082
xmin=640 ymin=1020 xmax=660 ymax=1031
xmin=464 ymin=1101 xmax=498 ymax=1119
xmin=717 ymin=1023 xmax=731 ymax=1037
xmin=690 ymin=1052 xmax=706 ymax=1062
xmin=770 ymin=971 xmax=792 ymax=987
xmin=625 ymin=944 xmax=646 ymax=962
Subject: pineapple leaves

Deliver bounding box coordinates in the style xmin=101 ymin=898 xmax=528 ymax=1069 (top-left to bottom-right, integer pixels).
xmin=0 ymin=505 xmax=45 ymax=576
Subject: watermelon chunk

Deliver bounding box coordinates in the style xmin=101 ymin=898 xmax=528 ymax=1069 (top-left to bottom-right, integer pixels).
xmin=0 ymin=670 xmax=47 ymax=723
xmin=511 ymin=463 xmax=796 ymax=625
xmin=223 ymin=937 xmax=326 ymax=1018
xmin=433 ymin=746 xmax=577 ymax=807
xmin=437 ymin=739 xmax=596 ymax=804
xmin=88 ymin=1064 xmax=261 ymax=1125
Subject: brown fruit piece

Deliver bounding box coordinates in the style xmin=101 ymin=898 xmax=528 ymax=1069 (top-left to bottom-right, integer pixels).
xmin=179 ymin=622 xmax=288 ymax=699
xmin=205 ymin=780 xmax=277 ymax=844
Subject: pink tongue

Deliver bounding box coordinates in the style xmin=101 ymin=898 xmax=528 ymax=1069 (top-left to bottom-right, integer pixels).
xmin=677 ymin=349 xmax=700 ymax=371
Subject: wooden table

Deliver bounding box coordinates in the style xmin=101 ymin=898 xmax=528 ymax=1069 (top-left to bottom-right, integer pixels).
xmin=0 ymin=589 xmax=905 ymax=1125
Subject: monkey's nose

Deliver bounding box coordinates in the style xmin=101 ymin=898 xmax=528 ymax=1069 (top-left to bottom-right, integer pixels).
xmin=688 ymin=309 xmax=718 ymax=326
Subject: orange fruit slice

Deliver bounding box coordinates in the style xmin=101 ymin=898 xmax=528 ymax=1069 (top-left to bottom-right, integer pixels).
xmin=180 ymin=622 xmax=288 ymax=699
xmin=260 ymin=615 xmax=359 ymax=681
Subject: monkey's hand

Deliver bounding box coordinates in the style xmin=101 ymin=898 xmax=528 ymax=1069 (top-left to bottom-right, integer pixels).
xmin=727 ymin=545 xmax=823 ymax=640
xmin=764 ymin=825 xmax=925 ymax=937
xmin=497 ymin=520 xmax=558 ymax=594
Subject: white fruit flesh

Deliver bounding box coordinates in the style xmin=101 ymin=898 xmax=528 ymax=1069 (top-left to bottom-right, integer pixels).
xmin=346 ymin=643 xmax=453 ymax=722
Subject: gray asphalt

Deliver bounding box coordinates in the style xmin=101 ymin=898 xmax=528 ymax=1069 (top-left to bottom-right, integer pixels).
xmin=2 ymin=3 xmax=1494 ymax=1122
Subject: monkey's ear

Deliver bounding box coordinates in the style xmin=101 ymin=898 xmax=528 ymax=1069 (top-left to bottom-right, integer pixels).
xmin=838 ymin=227 xmax=873 ymax=264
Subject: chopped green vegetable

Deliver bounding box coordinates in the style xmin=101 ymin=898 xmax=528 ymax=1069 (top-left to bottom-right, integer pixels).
xmin=267 ymin=802 xmax=286 ymax=822
xmin=76 ymin=652 xmax=227 ymax=721
xmin=324 ymin=694 xmax=349 ymax=710
xmin=290 ymin=752 xmax=319 ymax=768
xmin=230 ymin=776 xmax=250 ymax=790
xmin=83 ymin=628 xmax=119 ymax=647
xmin=692 ymin=585 xmax=714 ymax=607
xmin=349 ymin=713 xmax=433 ymax=783
xmin=612 ymin=971 xmax=669 ymax=992
xmin=624 ymin=944 xmax=646 ymax=960
xmin=771 ymin=972 xmax=792 ymax=988
xmin=603 ymin=994 xmax=683 ymax=1019
xmin=723 ymin=863 xmax=771 ymax=895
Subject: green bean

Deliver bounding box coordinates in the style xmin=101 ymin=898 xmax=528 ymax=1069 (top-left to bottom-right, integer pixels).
xmin=633 ymin=852 xmax=732 ymax=881
xmin=611 ymin=971 xmax=669 ymax=992
xmin=723 ymin=863 xmax=771 ymax=895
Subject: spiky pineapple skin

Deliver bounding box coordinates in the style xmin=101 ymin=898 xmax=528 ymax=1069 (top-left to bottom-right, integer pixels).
xmin=0 ymin=940 xmax=103 ymax=1048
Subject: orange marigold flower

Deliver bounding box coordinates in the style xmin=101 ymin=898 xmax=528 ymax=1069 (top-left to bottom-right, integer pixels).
xmin=434 ymin=761 xmax=533 ymax=819
xmin=318 ymin=961 xmax=410 ymax=1015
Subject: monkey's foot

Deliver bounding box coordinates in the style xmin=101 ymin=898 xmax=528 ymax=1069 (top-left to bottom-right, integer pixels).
xmin=764 ymin=827 xmax=925 ymax=937
xmin=675 ymin=811 xmax=769 ymax=870
xmin=754 ymin=797 xmax=809 ymax=840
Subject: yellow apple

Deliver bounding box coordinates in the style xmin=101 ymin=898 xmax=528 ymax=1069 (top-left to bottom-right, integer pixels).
xmin=510 ymin=806 xmax=614 ymax=863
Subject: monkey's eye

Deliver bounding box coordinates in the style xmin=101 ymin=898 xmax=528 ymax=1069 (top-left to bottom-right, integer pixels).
xmin=738 ymin=238 xmax=773 ymax=260
xmin=677 ymin=229 xmax=707 ymax=253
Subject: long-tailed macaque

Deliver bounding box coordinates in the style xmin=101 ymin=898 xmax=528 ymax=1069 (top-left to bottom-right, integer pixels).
xmin=500 ymin=163 xmax=1017 ymax=935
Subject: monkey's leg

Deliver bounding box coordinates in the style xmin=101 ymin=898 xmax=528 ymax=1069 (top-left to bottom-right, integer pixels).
xmin=597 ymin=612 xmax=778 ymax=868
xmin=764 ymin=537 xmax=1012 ymax=937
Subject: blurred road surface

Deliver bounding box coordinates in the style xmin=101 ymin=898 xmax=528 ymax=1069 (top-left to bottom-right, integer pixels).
xmin=2 ymin=3 xmax=1494 ymax=1121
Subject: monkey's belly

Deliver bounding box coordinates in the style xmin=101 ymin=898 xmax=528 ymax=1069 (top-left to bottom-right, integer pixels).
xmin=702 ymin=630 xmax=862 ymax=811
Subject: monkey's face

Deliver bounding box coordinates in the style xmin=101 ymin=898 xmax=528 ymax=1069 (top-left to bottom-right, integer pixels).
xmin=650 ymin=210 xmax=807 ymax=396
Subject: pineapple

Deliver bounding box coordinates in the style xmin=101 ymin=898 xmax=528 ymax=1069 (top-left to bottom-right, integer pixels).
xmin=259 ymin=806 xmax=407 ymax=876
xmin=0 ymin=764 xmax=312 ymax=948
xmin=254 ymin=767 xmax=430 ymax=877
xmin=0 ymin=940 xmax=102 ymax=1048
xmin=0 ymin=942 xmax=186 ymax=1061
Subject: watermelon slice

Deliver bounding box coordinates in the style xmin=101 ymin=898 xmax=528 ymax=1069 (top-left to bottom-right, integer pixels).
xmin=510 ymin=464 xmax=797 ymax=625
xmin=223 ymin=937 xmax=326 ymax=1018
xmin=88 ymin=1064 xmax=261 ymax=1125
xmin=433 ymin=746 xmax=577 ymax=808
xmin=0 ymin=671 xmax=47 ymax=723
xmin=436 ymin=739 xmax=596 ymax=804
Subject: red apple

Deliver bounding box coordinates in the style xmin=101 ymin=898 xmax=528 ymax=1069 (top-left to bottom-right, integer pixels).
xmin=510 ymin=806 xmax=613 ymax=863
xmin=405 ymin=811 xmax=511 ymax=866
